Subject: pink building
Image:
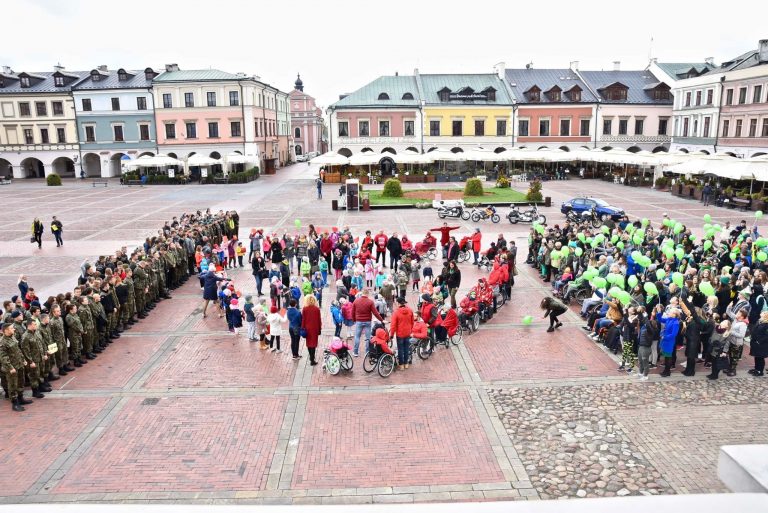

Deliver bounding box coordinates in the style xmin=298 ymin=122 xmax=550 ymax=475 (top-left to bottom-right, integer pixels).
xmin=289 ymin=75 xmax=325 ymax=156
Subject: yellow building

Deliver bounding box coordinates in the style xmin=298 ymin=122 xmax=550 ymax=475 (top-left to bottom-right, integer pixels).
xmin=0 ymin=66 xmax=85 ymax=178
xmin=419 ymin=73 xmax=514 ymax=152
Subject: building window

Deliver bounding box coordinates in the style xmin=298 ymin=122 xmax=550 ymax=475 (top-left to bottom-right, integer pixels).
xmin=35 ymin=102 xmax=47 ymax=116
xmin=404 ymin=120 xmax=414 ymax=136
xmin=695 ymin=90 xmax=702 ymax=106
xmin=559 ymin=119 xmax=570 ymax=136
xmin=763 ymin=119 xmax=768 ymax=137
xmin=113 ymin=125 xmax=124 ymax=141
xmin=111 ymin=97 xmax=120 ymax=111
xmin=358 ymin=120 xmax=369 ymax=137
xmin=685 ymin=92 xmax=691 ymax=107
xmin=136 ymin=124 xmax=149 ymax=141
xmin=231 ymin=121 xmax=241 ymax=137
xmin=185 ymin=122 xmax=197 ymax=138
xmin=452 ymin=120 xmax=462 ymax=136
xmin=602 ymin=119 xmax=612 ymax=135
xmin=658 ymin=118 xmax=668 ymax=135
xmin=294 ymin=126 xmax=302 ymax=139
xmin=163 ymin=94 xmax=172 ymax=108
xmin=226 ymin=91 xmax=238 ymax=106
xmin=749 ymin=118 xmax=758 ymax=137
xmin=402 ymin=92 xmax=414 ymax=100
xmin=56 ymin=127 xmax=65 ymax=143
xmin=137 ymin=97 xmax=147 ymax=110
xmin=654 ymin=89 xmax=670 ymax=101
xmin=474 ymin=119 xmax=485 ymax=136
xmin=52 ymin=101 xmax=63 ymax=115
xmin=518 ymin=119 xmax=529 ymax=137
xmin=207 ymin=92 xmax=216 ymax=107
xmin=682 ymin=118 xmax=689 ymax=137
xmin=337 ymin=121 xmax=348 ymax=137
xmin=23 ymin=128 xmax=33 ymax=144
xmin=634 ymin=119 xmax=644 ymax=135
xmin=20 ymin=76 xmax=30 ymax=88
xmin=54 ymin=75 xmax=64 ymax=86
xmin=379 ymin=120 xmax=390 ymax=136
xmin=539 ymin=119 xmax=550 ymax=136
xmin=377 ymin=92 xmax=390 ymax=100
xmin=618 ymin=119 xmax=628 ymax=135
xmin=19 ymin=102 xmax=30 ymax=116
xmin=693 ymin=119 xmax=698 ymax=136
xmin=754 ymin=85 xmax=763 ymax=104
xmin=40 ymin=128 xmax=49 ymax=144
xmin=703 ymin=116 xmax=711 ymax=138
xmin=430 ymin=120 xmax=440 ymax=136
xmin=570 ymin=89 xmax=582 ymax=102
xmin=739 ymin=87 xmax=747 ymax=104
xmin=184 ymin=92 xmax=194 ymax=107
xmin=208 ymin=122 xmax=219 ymax=138
xmin=706 ymin=89 xmax=713 ymax=105
xmin=608 ymin=87 xmax=627 ymax=101
xmin=82 ymin=98 xmax=92 ymax=111
xmin=497 ymin=119 xmax=507 ymax=136
xmin=735 ymin=119 xmax=742 ymax=137
xmin=725 ymin=89 xmax=734 ymax=105
xmin=580 ymin=119 xmax=590 ymax=136
xmin=165 ymin=123 xmax=176 ymax=139
xmin=722 ymin=120 xmax=729 ymax=137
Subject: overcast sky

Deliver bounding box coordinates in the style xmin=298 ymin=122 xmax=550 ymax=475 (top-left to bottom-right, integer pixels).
xmin=4 ymin=0 xmax=766 ymax=111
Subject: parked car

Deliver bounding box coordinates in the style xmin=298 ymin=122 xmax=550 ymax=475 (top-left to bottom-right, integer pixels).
xmin=306 ymin=151 xmax=319 ymax=160
xmin=296 ymin=154 xmax=309 ymax=162
xmin=560 ymin=197 xmax=625 ymax=221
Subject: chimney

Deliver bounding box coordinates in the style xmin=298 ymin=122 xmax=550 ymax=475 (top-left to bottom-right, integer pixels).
xmin=493 ymin=62 xmax=505 ymax=79
xmin=165 ymin=63 xmax=179 ymax=72
xmin=759 ymin=39 xmax=768 ymax=63
xmin=414 ymin=68 xmax=419 ymax=76
xmin=395 ymin=71 xmax=398 ymax=76
xmin=570 ymin=60 xmax=579 ymax=71
xmin=613 ymin=61 xmax=621 ymax=71
xmin=97 ymin=64 xmax=108 ymax=72
xmin=650 ymin=57 xmax=658 ymax=64
xmin=705 ymin=57 xmax=714 ymax=66
xmin=53 ymin=63 xmax=65 ymax=72
xmin=2 ymin=66 xmax=12 ymax=74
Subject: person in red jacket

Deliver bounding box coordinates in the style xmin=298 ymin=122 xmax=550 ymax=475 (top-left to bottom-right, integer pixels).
xmin=361 ymin=231 xmax=374 ymax=253
xmin=430 ymin=223 xmax=459 ymax=258
xmin=371 ymin=327 xmax=393 ymax=355
xmin=410 ymin=315 xmax=429 ymax=362
xmin=471 ymin=228 xmax=482 ymax=265
xmin=389 ymin=297 xmax=414 ymax=369
xmin=351 ymin=288 xmax=384 ymax=356
xmin=374 ymin=230 xmax=388 ymax=267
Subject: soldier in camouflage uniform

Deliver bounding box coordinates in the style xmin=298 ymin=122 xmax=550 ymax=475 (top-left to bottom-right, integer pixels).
xmin=50 ymin=305 xmax=71 ymax=375
xmin=38 ymin=313 xmax=59 ymax=383
xmin=91 ymin=293 xmax=109 ymax=348
xmin=77 ymin=296 xmax=97 ymax=359
xmin=0 ymin=323 xmax=30 ymax=411
xmin=87 ymin=293 xmax=106 ymax=352
xmin=21 ymin=319 xmax=48 ymax=398
xmin=124 ymin=268 xmax=137 ymax=324
xmin=133 ymin=262 xmax=149 ymax=318
xmin=65 ymin=303 xmax=86 ymax=367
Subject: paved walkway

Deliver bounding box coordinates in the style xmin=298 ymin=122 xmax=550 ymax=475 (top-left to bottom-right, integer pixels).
xmin=0 ymin=171 xmax=766 ymax=505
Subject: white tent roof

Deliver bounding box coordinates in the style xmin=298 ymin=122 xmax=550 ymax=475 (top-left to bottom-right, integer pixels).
xmin=311 ymin=152 xmax=349 ymax=165
xmin=187 ymin=154 xmax=220 ymax=166
xmin=348 ymin=152 xmax=382 ymax=166
xmin=126 ymin=154 xmax=182 ymax=169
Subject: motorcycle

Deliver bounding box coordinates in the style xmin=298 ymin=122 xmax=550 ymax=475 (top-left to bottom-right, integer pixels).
xmin=566 ymin=205 xmax=603 ymax=228
xmin=437 ymin=204 xmax=470 ymax=220
xmin=471 ymin=205 xmax=500 ymax=223
xmin=507 ymin=204 xmax=546 ymax=225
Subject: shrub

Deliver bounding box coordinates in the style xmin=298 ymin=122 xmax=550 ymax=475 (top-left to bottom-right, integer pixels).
xmin=526 ymin=179 xmax=543 ymax=202
xmin=46 ymin=174 xmax=62 ymax=186
xmin=654 ymin=177 xmax=669 ymax=189
xmin=496 ymin=176 xmax=510 ymax=189
xmin=464 ymin=177 xmax=484 ymax=197
xmin=382 ymin=178 xmax=403 ymax=198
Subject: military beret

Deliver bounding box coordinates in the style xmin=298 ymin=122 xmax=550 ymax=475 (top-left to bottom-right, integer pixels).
xmin=10 ymin=310 xmax=22 ymax=318
xmin=0 ymin=322 xmax=14 ymax=330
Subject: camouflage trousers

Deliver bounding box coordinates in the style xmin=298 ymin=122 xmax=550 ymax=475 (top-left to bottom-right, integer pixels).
xmin=2 ymin=367 xmax=26 ymax=399
xmin=55 ymin=340 xmax=69 ymax=368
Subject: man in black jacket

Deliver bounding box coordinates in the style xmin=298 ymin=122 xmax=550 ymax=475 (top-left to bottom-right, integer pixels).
xmin=51 ymin=216 xmax=63 ymax=247
xmin=387 ymin=233 xmax=402 ymax=271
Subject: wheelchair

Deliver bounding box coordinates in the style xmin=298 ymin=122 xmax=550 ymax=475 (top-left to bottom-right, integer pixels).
xmin=363 ymin=342 xmax=396 ymax=378
xmin=323 ymin=339 xmax=354 ymax=375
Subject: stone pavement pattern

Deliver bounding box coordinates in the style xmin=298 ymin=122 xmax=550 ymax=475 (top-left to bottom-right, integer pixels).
xmin=0 ymin=169 xmax=766 ymax=505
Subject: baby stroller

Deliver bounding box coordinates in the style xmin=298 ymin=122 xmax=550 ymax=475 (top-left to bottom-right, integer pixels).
xmin=323 ymin=337 xmax=354 ymax=375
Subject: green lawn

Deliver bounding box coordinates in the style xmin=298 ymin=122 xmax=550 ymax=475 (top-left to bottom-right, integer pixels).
xmin=367 ymin=187 xmax=528 ymax=206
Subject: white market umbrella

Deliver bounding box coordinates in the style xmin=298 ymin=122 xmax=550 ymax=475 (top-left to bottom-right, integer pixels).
xmin=187 ymin=154 xmax=221 ymax=167
xmin=665 ymin=155 xmax=735 ymax=175
xmin=348 ymin=152 xmax=382 ymax=166
xmin=127 ymin=155 xmax=182 ymax=168
xmin=395 ymin=151 xmax=434 ymax=165
xmin=311 ymin=152 xmax=349 ymax=166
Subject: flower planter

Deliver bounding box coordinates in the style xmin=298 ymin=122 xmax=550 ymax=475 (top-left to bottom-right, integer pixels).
xmin=693 ymin=186 xmax=703 ymax=200
xmin=682 ymin=185 xmax=695 ymax=198
xmin=752 ymin=199 xmax=765 ymax=211
xmin=424 ymin=174 xmax=436 ymax=183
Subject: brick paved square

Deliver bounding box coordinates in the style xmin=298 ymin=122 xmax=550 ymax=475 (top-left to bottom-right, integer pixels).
xmin=466 ymin=326 xmax=617 ymax=381
xmin=133 ymin=296 xmax=200 ymax=332
xmin=292 ymin=391 xmax=504 ymax=489
xmin=614 ymin=403 xmax=768 ymax=494
xmin=57 ymin=336 xmax=166 ymax=390
xmin=54 ymin=396 xmax=286 ymax=493
xmin=142 ymin=334 xmax=296 ymax=388
xmin=0 ymin=397 xmax=108 ymax=496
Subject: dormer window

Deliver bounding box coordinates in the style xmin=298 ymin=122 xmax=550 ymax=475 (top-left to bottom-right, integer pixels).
xmin=377 ymin=92 xmax=390 ymax=100
xmin=54 ymin=75 xmax=64 ymax=86
xmin=566 ymin=85 xmax=582 ymax=102
xmin=402 ymin=92 xmax=414 ymax=100
xmin=654 ymin=89 xmax=670 ymax=101
xmin=91 ymin=70 xmax=101 ymax=82
xmin=144 ymin=67 xmax=156 ymax=80
xmin=118 ymin=69 xmax=128 ymax=81
xmin=482 ymin=87 xmax=496 ymax=101
xmin=20 ymin=76 xmax=30 ymax=88
xmin=525 ymin=85 xmax=541 ymax=102
xmin=601 ymin=82 xmax=628 ymax=101
xmin=546 ymin=86 xmax=562 ymax=102
xmin=438 ymin=87 xmax=451 ymax=102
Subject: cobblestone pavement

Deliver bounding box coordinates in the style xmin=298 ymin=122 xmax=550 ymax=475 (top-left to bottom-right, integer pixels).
xmin=0 ymin=171 xmax=766 ymax=505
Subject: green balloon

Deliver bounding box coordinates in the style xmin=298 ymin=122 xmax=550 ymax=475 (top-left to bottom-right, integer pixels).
xmin=673 ymin=222 xmax=683 ymax=234
xmin=582 ymin=268 xmax=597 ymax=280
xmin=703 ymin=223 xmax=712 ymax=231
xmin=632 ymin=233 xmax=644 ymax=245
xmin=759 ymin=251 xmax=768 ymax=262
xmin=644 ymin=282 xmax=659 ymax=296
xmin=601 ymin=225 xmax=610 ymax=234
xmin=703 ymin=214 xmax=712 ymax=223
xmin=663 ymin=238 xmax=675 ymax=247
xmin=592 ymin=277 xmax=607 ymax=289
xmin=675 ymin=247 xmax=685 ymax=260
xmin=672 ymin=272 xmax=684 ymax=288
xmin=590 ymin=238 xmax=598 ymax=248
xmin=606 ymin=273 xmax=619 ymax=284
xmin=575 ymin=247 xmax=583 ymax=257
xmin=756 ymin=237 xmax=768 ymax=248
xmin=703 ymin=240 xmax=713 ymax=251
xmin=617 ymin=291 xmax=632 ymax=306
xmin=577 ymin=233 xmax=586 ymax=243
xmin=611 ymin=234 xmax=619 ymax=244
xmin=594 ymin=234 xmax=605 ymax=243
xmin=625 ymin=224 xmax=636 ymax=234
xmin=616 ymin=241 xmax=625 ymax=250
xmin=664 ymin=247 xmax=675 ymax=260
xmin=615 ymin=275 xmax=625 ymax=290
xmin=637 ymin=256 xmax=651 ymax=269
xmin=699 ymin=282 xmax=715 ymax=297
xmin=756 ymin=210 xmax=764 ymax=219
xmin=713 ymin=224 xmax=723 ymax=232
xmin=656 ymin=269 xmax=666 ymax=281
xmin=560 ymin=246 xmax=570 ymax=256
xmin=550 ymin=250 xmax=560 ymax=260
xmin=663 ymin=218 xmax=673 ymax=227
xmin=641 ymin=218 xmax=649 ymax=227
xmin=535 ymin=224 xmax=545 ymax=234
xmin=608 ymin=286 xmax=623 ymax=299
xmin=522 ymin=315 xmax=533 ymax=325
xmin=705 ymin=229 xmax=716 ymax=239
xmin=631 ymin=250 xmax=643 ymax=261
xmin=294 ymin=219 xmax=302 ymax=228
xmin=628 ymin=275 xmax=639 ymax=288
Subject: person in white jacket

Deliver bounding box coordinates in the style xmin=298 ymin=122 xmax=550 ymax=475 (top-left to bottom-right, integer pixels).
xmin=727 ymin=309 xmax=748 ymax=376
xmin=267 ymin=305 xmax=287 ymax=353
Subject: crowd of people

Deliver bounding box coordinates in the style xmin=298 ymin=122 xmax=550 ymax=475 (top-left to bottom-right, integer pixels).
xmin=0 ymin=210 xmax=240 ymax=412
xmin=531 ymin=212 xmax=768 ymax=380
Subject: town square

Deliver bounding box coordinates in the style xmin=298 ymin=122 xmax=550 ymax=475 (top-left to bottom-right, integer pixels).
xmin=1 ymin=0 xmax=767 ymax=511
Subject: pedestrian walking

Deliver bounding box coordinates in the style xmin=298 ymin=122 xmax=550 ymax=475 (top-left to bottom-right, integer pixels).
xmin=31 ymin=218 xmax=44 ymax=249
xmin=51 ymin=216 xmax=63 ymax=247
xmin=301 ymin=295 xmax=322 ymax=365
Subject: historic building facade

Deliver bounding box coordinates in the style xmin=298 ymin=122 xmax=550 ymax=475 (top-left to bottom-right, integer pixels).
xmin=289 ymin=74 xmax=325 ymax=157
xmin=73 ymin=66 xmax=158 ymax=177
xmin=717 ymin=62 xmax=768 ymax=158
xmin=0 ymin=65 xmax=85 ymax=178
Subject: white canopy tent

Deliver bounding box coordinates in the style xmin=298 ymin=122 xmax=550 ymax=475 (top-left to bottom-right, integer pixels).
xmin=311 ymin=152 xmax=349 ymax=166
xmin=126 ymin=154 xmax=182 ymax=169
